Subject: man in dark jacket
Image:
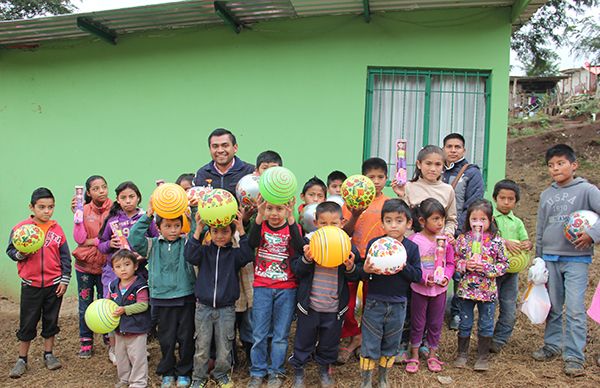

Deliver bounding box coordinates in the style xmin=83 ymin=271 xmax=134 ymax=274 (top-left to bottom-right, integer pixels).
xmin=193 ymin=128 xmax=255 ymax=194
xmin=442 ymin=133 xmax=485 ymax=330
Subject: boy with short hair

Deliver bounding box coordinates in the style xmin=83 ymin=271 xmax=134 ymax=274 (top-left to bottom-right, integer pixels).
xmin=338 ymin=158 xmax=389 ymax=363
xmin=247 ymin=197 xmax=304 ymax=388
xmin=289 ymin=201 xmax=360 ymax=387
xmin=127 ymin=200 xmax=198 ymax=387
xmin=7 ymin=187 xmax=71 ymax=378
xmin=255 ymin=150 xmax=283 ymax=175
xmin=359 ymin=198 xmax=421 ymax=388
xmin=532 ymin=144 xmax=600 ymax=377
xmin=490 ymin=179 xmax=532 ymax=353
xmin=327 ymin=171 xmax=347 ymax=197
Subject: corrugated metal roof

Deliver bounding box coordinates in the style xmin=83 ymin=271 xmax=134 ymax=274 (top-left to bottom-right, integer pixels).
xmin=0 ymin=0 xmax=546 ymax=47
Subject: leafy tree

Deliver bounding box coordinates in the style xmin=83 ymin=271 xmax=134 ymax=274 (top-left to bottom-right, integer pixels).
xmin=0 ymin=0 xmax=74 ymax=21
xmin=511 ymin=0 xmax=598 ymax=75
xmin=570 ymin=15 xmax=600 ymax=64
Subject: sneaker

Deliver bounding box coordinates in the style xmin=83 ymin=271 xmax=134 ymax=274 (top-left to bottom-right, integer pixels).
xmin=532 ymin=346 xmax=560 ymax=361
xmin=115 ymin=382 xmax=128 ymax=388
xmin=108 ymin=346 xmax=117 ymax=366
xmin=190 ymin=379 xmax=208 ymax=388
xmin=319 ymin=366 xmax=334 ymax=387
xmin=161 ymin=376 xmax=176 ymax=388
xmin=267 ymin=374 xmax=285 ymax=388
xmin=79 ymin=344 xmax=93 ymax=359
xmin=247 ymin=376 xmax=263 ymax=388
xmin=490 ymin=341 xmax=503 ymax=354
xmin=449 ymin=315 xmax=460 ymax=331
xmin=564 ymin=360 xmax=585 ymax=377
xmin=217 ymin=375 xmax=234 ymax=388
xmin=9 ymin=359 xmax=27 ymax=378
xmin=44 ymin=354 xmax=62 ymax=370
xmin=177 ymin=376 xmax=192 ymax=387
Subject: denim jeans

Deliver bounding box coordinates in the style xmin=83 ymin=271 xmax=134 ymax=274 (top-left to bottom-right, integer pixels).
xmin=76 ymin=270 xmax=103 ymax=342
xmin=543 ymin=261 xmax=589 ymax=363
xmin=493 ymin=272 xmax=519 ymax=345
xmin=458 ymin=298 xmax=495 ymax=337
xmin=192 ymin=303 xmax=236 ymax=381
xmin=250 ymin=287 xmax=296 ymax=378
xmin=361 ymin=299 xmax=406 ymax=360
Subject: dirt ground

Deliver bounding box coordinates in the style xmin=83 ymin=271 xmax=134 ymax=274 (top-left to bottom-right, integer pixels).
xmin=1 ymin=118 xmax=600 ymax=387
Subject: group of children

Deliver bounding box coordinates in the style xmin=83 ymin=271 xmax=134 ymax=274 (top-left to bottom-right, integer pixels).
xmin=6 ymin=141 xmax=600 ymax=387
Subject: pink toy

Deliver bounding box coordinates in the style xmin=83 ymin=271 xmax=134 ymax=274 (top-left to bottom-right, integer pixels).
xmin=433 ymin=235 xmax=447 ymax=284
xmin=471 ymin=221 xmax=483 ymax=264
xmin=74 ymin=186 xmax=84 ymax=224
xmin=395 ymin=139 xmax=407 ymax=186
xmin=110 ymin=220 xmax=131 ymax=250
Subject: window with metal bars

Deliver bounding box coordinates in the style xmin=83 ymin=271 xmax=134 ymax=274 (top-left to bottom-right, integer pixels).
xmin=363 ymin=68 xmax=491 ymax=184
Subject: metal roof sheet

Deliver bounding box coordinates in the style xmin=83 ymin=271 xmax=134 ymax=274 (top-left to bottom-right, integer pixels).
xmin=0 ymin=0 xmax=547 ymax=46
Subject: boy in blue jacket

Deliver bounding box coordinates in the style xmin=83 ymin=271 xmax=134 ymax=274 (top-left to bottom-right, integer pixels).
xmin=185 ymin=210 xmax=253 ymax=388
xmin=289 ymin=201 xmax=360 ymax=387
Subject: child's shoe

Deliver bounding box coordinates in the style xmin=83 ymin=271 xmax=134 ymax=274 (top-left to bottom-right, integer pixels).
xmin=177 ymin=376 xmax=191 ymax=387
xmin=378 ymin=366 xmax=391 ymax=388
xmin=473 ymin=336 xmax=491 ymax=371
xmin=217 ymin=374 xmax=234 ymax=388
xmin=490 ymin=341 xmax=503 ymax=354
xmin=108 ymin=346 xmax=117 ymax=365
xmin=247 ymin=376 xmax=263 ymax=388
xmin=293 ymin=368 xmax=305 ymax=388
xmin=564 ymin=360 xmax=585 ymax=377
xmin=44 ymin=353 xmax=62 ymax=370
xmin=267 ymin=374 xmax=284 ymax=388
xmin=9 ymin=359 xmax=27 ymax=378
xmin=161 ymin=376 xmax=176 ymax=388
xmin=453 ymin=336 xmax=470 ymax=368
xmin=360 ymin=370 xmax=372 ymax=388
xmin=190 ymin=379 xmax=208 ymax=388
xmin=532 ymin=345 xmax=560 ymax=361
xmin=319 ymin=364 xmax=334 ymax=387
xmin=78 ymin=344 xmax=93 ymax=359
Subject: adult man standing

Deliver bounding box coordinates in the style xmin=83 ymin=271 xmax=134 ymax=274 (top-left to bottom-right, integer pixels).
xmin=193 ymin=128 xmax=255 ymax=193
xmin=442 ymin=133 xmax=485 ymax=330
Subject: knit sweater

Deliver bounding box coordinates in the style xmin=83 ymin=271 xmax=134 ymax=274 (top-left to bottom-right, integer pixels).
xmin=403 ymin=178 xmax=458 ymax=235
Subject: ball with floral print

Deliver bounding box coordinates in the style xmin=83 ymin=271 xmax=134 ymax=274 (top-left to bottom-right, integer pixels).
xmin=341 ymin=175 xmax=376 ymax=210
xmin=12 ymin=224 xmax=45 ymax=254
xmin=198 ymin=188 xmax=238 ymax=227
xmin=367 ymin=237 xmax=407 ymax=274
xmin=564 ymin=210 xmax=599 ymax=244
xmin=236 ymin=174 xmax=261 ymax=207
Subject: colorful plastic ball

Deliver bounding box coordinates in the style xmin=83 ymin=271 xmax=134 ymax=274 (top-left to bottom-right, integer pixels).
xmin=308 ymin=226 xmax=351 ymax=268
xmin=506 ymin=240 xmax=530 ymax=273
xmin=84 ymin=298 xmax=120 ymax=334
xmin=564 ymin=210 xmax=599 ymax=244
xmin=198 ymin=189 xmax=238 ymax=228
xmin=259 ymin=167 xmax=297 ymax=205
xmin=301 ymin=203 xmax=318 ymax=233
xmin=236 ymin=174 xmax=261 ymax=207
xmin=152 ymin=183 xmax=188 ymax=219
xmin=341 ymin=175 xmax=376 ymax=210
xmin=12 ymin=224 xmax=45 ymax=254
xmin=367 ymin=237 xmax=407 ymax=274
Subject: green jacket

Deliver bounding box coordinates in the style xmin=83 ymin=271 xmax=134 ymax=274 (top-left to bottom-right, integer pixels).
xmin=128 ymin=211 xmax=196 ymax=300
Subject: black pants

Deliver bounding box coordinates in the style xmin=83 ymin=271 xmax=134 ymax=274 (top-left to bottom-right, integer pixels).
xmin=18 ymin=284 xmax=63 ymax=342
xmin=156 ymin=302 xmax=195 ymax=377
xmin=289 ymin=308 xmax=343 ymax=368
xmin=450 ymin=272 xmax=461 ymax=317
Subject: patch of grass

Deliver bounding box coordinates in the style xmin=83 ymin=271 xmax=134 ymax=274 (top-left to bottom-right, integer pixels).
xmin=508 ymin=126 xmax=545 ymax=138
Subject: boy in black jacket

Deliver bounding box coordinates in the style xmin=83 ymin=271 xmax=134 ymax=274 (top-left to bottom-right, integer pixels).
xmin=184 ymin=211 xmax=253 ymax=388
xmin=359 ymin=199 xmax=422 ymax=388
xmin=289 ymin=202 xmax=360 ymax=388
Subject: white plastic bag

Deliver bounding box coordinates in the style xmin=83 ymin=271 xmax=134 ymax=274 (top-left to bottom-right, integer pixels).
xmin=521 ymin=282 xmax=551 ymax=324
xmin=527 ymin=257 xmax=549 ymax=285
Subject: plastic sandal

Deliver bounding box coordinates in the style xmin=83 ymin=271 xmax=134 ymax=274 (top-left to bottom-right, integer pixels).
xmin=405 ymin=359 xmax=420 ymax=373
xmin=427 ymin=356 xmax=444 ymax=372
xmin=394 ymin=349 xmax=409 ymax=364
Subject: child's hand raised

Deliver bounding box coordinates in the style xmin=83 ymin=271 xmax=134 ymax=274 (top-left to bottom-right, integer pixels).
xmin=391 ymin=180 xmax=406 ymax=198
xmin=188 ymin=196 xmax=199 ymax=207
xmin=285 ymin=197 xmax=296 ymax=224
xmin=255 ymin=195 xmax=266 ymax=223
xmin=194 ymin=212 xmax=205 ymax=240
xmin=344 ymin=250 xmax=356 ymax=271
xmin=303 ymin=245 xmax=314 ymax=262
xmin=70 ymin=195 xmax=77 ymax=214
xmin=233 ymin=210 xmax=245 ymax=237
xmin=146 ymin=199 xmax=154 ymax=218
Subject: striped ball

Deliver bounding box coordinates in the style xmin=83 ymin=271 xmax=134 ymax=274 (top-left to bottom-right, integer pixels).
xmin=152 ymin=183 xmax=188 ymax=219
xmin=259 ymin=167 xmax=297 ymax=205
xmin=309 ymin=226 xmax=351 ymax=268
xmin=84 ymin=299 xmax=120 ymax=334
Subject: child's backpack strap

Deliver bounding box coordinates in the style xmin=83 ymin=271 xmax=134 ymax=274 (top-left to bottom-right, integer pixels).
xmin=451 ymin=164 xmax=470 ymax=190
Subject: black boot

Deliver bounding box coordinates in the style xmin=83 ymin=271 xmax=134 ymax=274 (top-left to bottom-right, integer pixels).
xmin=474 ymin=336 xmax=491 ymax=371
xmin=319 ymin=364 xmax=334 ymax=388
xmin=454 ymin=335 xmax=470 ymax=368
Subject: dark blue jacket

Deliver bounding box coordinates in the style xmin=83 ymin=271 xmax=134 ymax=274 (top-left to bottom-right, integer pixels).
xmin=291 ymin=244 xmax=361 ymax=320
xmin=442 ymin=158 xmax=484 ymax=234
xmin=109 ymin=276 xmax=151 ymax=335
xmin=184 ymin=234 xmax=254 ymax=308
xmin=358 ymin=236 xmax=421 ymax=303
xmin=193 ymin=156 xmax=255 ymax=195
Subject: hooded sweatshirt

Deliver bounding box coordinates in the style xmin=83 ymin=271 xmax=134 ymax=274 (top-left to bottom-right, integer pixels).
xmin=536 ymin=177 xmax=600 ymax=260
xmin=73 ymin=198 xmax=112 ymax=275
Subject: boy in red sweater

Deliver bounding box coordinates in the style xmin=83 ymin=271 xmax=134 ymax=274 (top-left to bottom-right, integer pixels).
xmin=7 ymin=187 xmax=71 ymax=378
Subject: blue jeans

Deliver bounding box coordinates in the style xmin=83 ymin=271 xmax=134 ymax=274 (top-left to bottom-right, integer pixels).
xmin=192 ymin=303 xmax=236 ymax=381
xmin=543 ymin=261 xmax=589 ymax=362
xmin=76 ymin=270 xmax=103 ymax=342
xmin=458 ymin=298 xmax=495 ymax=337
xmin=493 ymin=272 xmax=519 ymax=345
xmin=250 ymin=287 xmax=296 ymax=378
xmin=360 ymin=299 xmax=406 ymax=360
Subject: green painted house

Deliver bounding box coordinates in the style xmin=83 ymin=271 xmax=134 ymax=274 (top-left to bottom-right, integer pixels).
xmin=0 ymin=0 xmax=545 ymax=296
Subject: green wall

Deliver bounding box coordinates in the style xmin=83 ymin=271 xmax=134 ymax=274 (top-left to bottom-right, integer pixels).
xmin=0 ymin=8 xmax=511 ymax=297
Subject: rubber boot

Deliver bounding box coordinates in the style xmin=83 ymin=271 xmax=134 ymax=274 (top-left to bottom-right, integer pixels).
xmin=359 ymin=357 xmax=375 ymax=388
xmin=454 ymin=335 xmax=470 ymax=368
xmin=319 ymin=364 xmax=334 ymax=388
xmin=378 ymin=356 xmax=394 ymax=388
xmin=474 ymin=336 xmax=492 ymax=371
xmin=293 ymin=368 xmax=305 ymax=388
